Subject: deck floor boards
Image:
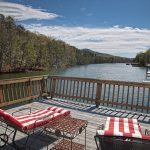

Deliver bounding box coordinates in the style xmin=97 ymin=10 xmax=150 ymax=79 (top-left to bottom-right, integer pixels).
xmin=1 ymin=100 xmax=150 ymax=150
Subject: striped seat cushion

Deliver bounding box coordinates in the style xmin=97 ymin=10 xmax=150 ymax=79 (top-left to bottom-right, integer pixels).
xmin=47 ymin=106 xmax=70 ymax=115
xmin=96 ymin=117 xmax=150 ymax=141
xmin=0 ymin=106 xmax=70 ymax=130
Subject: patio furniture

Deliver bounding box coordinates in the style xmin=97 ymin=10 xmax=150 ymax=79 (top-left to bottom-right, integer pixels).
xmin=45 ymin=116 xmax=88 ymax=150
xmin=0 ymin=106 xmax=70 ymax=149
xmin=94 ymin=117 xmax=150 ymax=150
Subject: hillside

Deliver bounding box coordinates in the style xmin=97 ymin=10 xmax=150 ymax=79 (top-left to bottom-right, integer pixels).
xmin=0 ymin=14 xmax=131 ymax=73
xmin=81 ymin=48 xmax=132 ymax=64
xmin=82 ymin=49 xmax=113 ymax=57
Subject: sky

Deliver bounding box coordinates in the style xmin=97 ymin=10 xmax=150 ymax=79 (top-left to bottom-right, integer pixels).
xmin=0 ymin=0 xmax=150 ymax=58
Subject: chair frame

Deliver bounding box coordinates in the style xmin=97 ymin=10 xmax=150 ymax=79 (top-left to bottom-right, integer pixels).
xmin=0 ymin=107 xmax=55 ymax=149
xmin=94 ymin=124 xmax=150 ymax=150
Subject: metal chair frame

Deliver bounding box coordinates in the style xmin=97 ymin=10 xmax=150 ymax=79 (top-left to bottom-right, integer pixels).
xmin=94 ymin=124 xmax=150 ymax=150
xmin=0 ymin=107 xmax=54 ymax=149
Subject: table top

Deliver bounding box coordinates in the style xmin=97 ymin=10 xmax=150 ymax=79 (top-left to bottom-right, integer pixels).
xmin=46 ymin=116 xmax=88 ymax=135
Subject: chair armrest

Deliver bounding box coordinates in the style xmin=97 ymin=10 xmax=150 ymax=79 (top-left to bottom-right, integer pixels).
xmin=145 ymin=129 xmax=150 ymax=135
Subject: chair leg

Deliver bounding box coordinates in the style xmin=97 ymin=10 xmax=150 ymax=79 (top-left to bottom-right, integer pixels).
xmin=12 ymin=129 xmax=20 ymax=150
xmin=94 ymin=136 xmax=100 ymax=150
xmin=12 ymin=129 xmax=30 ymax=150
xmin=0 ymin=133 xmax=8 ymax=148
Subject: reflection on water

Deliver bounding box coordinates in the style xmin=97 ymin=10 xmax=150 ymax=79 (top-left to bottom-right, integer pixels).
xmin=0 ymin=63 xmax=146 ymax=82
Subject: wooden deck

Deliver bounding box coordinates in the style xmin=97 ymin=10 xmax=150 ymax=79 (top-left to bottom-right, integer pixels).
xmin=1 ymin=100 xmax=150 ymax=150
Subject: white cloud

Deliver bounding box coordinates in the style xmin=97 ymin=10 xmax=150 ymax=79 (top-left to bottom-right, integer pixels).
xmin=24 ymin=24 xmax=150 ymax=58
xmin=0 ymin=2 xmax=60 ymax=21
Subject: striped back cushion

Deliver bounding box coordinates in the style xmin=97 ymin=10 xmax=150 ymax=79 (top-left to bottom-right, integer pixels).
xmin=96 ymin=117 xmax=150 ymax=141
xmin=3 ymin=111 xmax=24 ymax=129
xmin=1 ymin=106 xmax=70 ymax=131
xmin=47 ymin=106 xmax=70 ymax=116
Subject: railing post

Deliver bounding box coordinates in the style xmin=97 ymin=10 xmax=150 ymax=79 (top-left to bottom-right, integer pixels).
xmin=95 ymin=81 xmax=102 ymax=107
xmin=51 ymin=78 xmax=56 ymax=98
xmin=0 ymin=85 xmax=4 ymax=105
xmin=41 ymin=76 xmax=48 ymax=99
xmin=27 ymin=79 xmax=32 ymax=97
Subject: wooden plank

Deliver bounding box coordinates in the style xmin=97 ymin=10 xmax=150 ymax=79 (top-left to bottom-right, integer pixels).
xmin=76 ymin=80 xmax=79 ymax=101
xmin=141 ymin=87 xmax=145 ymax=112
xmin=0 ymin=85 xmax=4 ymax=104
xmin=121 ymin=84 xmax=125 ymax=109
xmin=72 ymin=80 xmax=76 ymax=100
xmin=147 ymin=88 xmax=150 ymax=113
xmin=116 ymin=85 xmax=120 ymax=106
xmin=69 ymin=80 xmax=72 ymax=100
xmin=80 ymin=81 xmax=83 ymax=100
xmin=126 ymin=86 xmax=130 ymax=110
xmin=103 ymin=83 xmax=106 ymax=106
xmin=62 ymin=80 xmax=66 ymax=98
xmin=51 ymin=78 xmax=56 ymax=98
xmin=65 ymin=80 xmax=69 ymax=99
xmin=107 ymin=84 xmax=111 ymax=106
xmin=91 ymin=82 xmax=94 ymax=100
xmin=95 ymin=82 xmax=102 ymax=107
xmin=136 ymin=87 xmax=140 ymax=111
xmin=83 ymin=82 xmax=87 ymax=100
xmin=56 ymin=80 xmax=63 ymax=98
xmin=131 ymin=86 xmax=135 ymax=110
xmin=112 ymin=84 xmax=115 ymax=107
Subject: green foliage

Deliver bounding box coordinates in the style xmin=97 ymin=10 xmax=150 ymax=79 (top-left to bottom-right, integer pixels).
xmin=0 ymin=15 xmax=131 ymax=73
xmin=134 ymin=49 xmax=150 ymax=66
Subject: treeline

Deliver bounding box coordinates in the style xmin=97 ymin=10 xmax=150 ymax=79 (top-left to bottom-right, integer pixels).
xmin=0 ymin=14 xmax=78 ymax=72
xmin=0 ymin=14 xmax=131 ymax=73
xmin=77 ymin=49 xmax=131 ymax=65
xmin=133 ymin=49 xmax=150 ymax=66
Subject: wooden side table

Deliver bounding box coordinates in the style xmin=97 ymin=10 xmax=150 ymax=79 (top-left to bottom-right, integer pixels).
xmin=45 ymin=116 xmax=88 ymax=150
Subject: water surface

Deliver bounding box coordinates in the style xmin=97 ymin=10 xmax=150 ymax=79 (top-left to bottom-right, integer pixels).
xmin=0 ymin=63 xmax=147 ymax=82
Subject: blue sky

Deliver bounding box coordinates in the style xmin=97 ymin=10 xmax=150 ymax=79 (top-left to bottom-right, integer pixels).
xmin=0 ymin=0 xmax=150 ymax=58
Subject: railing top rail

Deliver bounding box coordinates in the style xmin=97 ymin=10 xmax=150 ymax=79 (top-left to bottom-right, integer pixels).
xmin=0 ymin=75 xmax=149 ymax=87
xmin=49 ymin=76 xmax=150 ymax=87
xmin=0 ymin=75 xmax=48 ymax=85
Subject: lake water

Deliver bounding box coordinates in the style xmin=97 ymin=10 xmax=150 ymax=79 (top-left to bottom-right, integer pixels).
xmin=0 ymin=63 xmax=147 ymax=82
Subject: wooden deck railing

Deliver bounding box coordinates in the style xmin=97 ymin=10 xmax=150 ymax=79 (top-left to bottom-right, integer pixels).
xmin=47 ymin=76 xmax=150 ymax=113
xmin=0 ymin=76 xmax=48 ymax=107
xmin=0 ymin=75 xmax=150 ymax=113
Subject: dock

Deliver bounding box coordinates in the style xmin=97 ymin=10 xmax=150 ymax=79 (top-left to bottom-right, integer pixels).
xmin=146 ymin=64 xmax=150 ymax=77
xmin=143 ymin=64 xmax=150 ymax=83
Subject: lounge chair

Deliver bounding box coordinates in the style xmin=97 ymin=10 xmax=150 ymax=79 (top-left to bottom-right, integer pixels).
xmin=0 ymin=106 xmax=70 ymax=149
xmin=94 ymin=117 xmax=150 ymax=150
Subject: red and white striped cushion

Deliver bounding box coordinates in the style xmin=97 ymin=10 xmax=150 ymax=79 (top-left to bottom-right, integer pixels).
xmin=47 ymin=106 xmax=70 ymax=116
xmin=1 ymin=106 xmax=70 ymax=130
xmin=96 ymin=117 xmax=150 ymax=141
